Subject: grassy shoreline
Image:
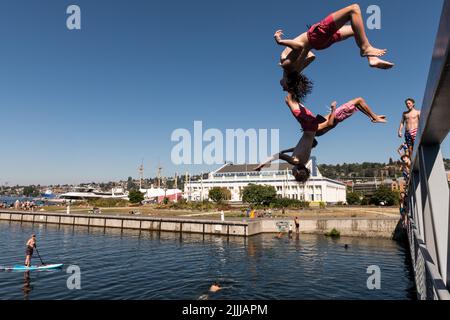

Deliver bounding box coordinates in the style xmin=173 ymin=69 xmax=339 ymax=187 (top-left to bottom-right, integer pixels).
xmin=32 ymin=205 xmax=398 ymax=220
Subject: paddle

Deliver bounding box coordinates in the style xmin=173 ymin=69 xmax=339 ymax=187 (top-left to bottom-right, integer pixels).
xmin=34 ymin=247 xmax=46 ymax=266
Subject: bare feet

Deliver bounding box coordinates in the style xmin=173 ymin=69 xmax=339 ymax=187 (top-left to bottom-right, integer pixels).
xmin=368 ymin=56 xmax=394 ymax=69
xmin=361 ymin=45 xmax=387 ymax=57
xmin=371 ymin=115 xmax=388 ymax=123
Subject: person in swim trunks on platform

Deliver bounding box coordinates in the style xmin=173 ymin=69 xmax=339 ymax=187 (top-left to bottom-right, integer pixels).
xmin=254 ymin=93 xmax=387 ymax=182
xmin=398 ymin=98 xmax=421 ymax=156
xmin=276 ymin=4 xmax=394 ymax=96
xmin=25 ymin=234 xmax=36 ymax=267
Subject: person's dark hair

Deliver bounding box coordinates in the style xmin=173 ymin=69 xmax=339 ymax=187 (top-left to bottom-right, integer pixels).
xmin=286 ymin=73 xmax=313 ymax=102
xmin=292 ymin=164 xmax=311 ymax=183
xmin=312 ymin=138 xmax=318 ymax=149
xmin=405 ymin=98 xmax=415 ymax=105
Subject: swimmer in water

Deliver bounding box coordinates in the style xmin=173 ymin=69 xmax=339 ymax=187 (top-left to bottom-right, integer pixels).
xmin=209 ymin=282 xmax=222 ymax=293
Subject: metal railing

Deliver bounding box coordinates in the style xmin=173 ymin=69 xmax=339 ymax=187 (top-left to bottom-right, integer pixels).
xmin=407 ymin=0 xmax=450 ymax=300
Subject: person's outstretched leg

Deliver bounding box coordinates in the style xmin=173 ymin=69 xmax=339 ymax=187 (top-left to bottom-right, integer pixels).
xmin=336 ymin=25 xmax=394 ymax=69
xmin=351 ymin=97 xmax=387 ymax=123
xmin=331 ymin=4 xmax=384 ymax=56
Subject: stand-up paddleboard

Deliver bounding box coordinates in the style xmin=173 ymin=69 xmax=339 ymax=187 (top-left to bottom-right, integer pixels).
xmin=1 ymin=264 xmax=63 ymax=271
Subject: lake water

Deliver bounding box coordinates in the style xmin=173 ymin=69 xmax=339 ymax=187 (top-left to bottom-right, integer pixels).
xmin=0 ymin=221 xmax=416 ymax=300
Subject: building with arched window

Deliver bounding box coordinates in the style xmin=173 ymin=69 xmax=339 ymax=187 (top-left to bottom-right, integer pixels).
xmin=184 ymin=157 xmax=346 ymax=204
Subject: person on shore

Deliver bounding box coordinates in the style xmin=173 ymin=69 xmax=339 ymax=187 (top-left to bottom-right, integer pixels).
xmin=398 ymin=98 xmax=421 ymax=156
xmin=24 ymin=234 xmax=36 ymax=267
xmin=209 ymin=282 xmax=222 ymax=293
xmin=294 ymin=217 xmax=300 ymax=234
xmin=254 ymin=92 xmax=386 ymax=182
xmin=276 ymin=4 xmax=394 ymax=97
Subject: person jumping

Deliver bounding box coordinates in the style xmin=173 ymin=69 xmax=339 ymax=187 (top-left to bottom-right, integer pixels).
xmin=276 ymin=4 xmax=394 ymax=95
xmin=254 ymin=93 xmax=387 ymax=182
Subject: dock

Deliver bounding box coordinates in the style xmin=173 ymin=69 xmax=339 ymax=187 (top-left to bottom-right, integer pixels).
xmin=0 ymin=210 xmax=399 ymax=238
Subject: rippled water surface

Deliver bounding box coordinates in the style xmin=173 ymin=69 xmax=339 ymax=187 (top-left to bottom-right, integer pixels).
xmin=0 ymin=221 xmax=416 ymax=300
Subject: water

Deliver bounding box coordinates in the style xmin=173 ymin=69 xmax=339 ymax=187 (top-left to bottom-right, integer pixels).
xmin=0 ymin=221 xmax=416 ymax=300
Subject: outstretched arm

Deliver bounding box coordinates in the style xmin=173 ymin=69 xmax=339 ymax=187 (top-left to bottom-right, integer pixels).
xmin=398 ymin=115 xmax=404 ymax=138
xmin=254 ymin=154 xmax=280 ymax=171
xmin=285 ymin=92 xmax=300 ymax=111
xmin=274 ymin=30 xmax=304 ymax=51
xmin=298 ymin=51 xmax=316 ymax=72
xmin=317 ymin=102 xmax=337 ymax=132
xmin=397 ymin=145 xmax=404 ymax=157
xmin=254 ymin=147 xmax=296 ymax=171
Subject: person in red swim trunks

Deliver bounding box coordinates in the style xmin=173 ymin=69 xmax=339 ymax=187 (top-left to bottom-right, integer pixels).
xmin=254 ymin=92 xmax=334 ymax=183
xmin=254 ymin=95 xmax=387 ymax=182
xmin=316 ymin=97 xmax=387 ymax=137
xmin=276 ymin=4 xmax=394 ymax=96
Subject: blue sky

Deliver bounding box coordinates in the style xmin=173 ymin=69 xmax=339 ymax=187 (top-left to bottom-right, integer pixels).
xmin=0 ymin=0 xmax=448 ymax=185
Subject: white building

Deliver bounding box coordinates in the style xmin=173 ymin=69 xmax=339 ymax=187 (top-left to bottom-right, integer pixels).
xmin=140 ymin=187 xmax=183 ymax=203
xmin=184 ymin=157 xmax=347 ymax=204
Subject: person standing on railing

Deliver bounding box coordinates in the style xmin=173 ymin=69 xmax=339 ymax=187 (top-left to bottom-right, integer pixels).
xmin=398 ymin=98 xmax=421 ymax=156
xmin=397 ymin=142 xmax=410 ymax=158
xmin=400 ymin=155 xmax=411 ymax=183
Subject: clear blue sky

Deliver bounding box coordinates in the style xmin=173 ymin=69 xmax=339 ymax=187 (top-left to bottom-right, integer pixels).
xmin=0 ymin=0 xmax=448 ymax=185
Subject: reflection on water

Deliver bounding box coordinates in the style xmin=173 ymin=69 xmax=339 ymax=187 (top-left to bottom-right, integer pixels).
xmin=22 ymin=271 xmax=32 ymax=300
xmin=0 ymin=221 xmax=416 ymax=300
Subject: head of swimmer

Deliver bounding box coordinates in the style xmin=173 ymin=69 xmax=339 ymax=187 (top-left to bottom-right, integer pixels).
xmin=280 ymin=72 xmax=313 ymax=102
xmin=405 ymin=98 xmax=415 ymax=110
xmin=292 ymin=164 xmax=310 ymax=183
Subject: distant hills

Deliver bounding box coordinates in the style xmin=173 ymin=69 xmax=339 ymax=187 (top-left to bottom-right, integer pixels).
xmin=318 ymin=158 xmax=450 ymax=180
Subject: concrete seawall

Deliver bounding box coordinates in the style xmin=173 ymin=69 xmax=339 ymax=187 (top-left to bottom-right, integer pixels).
xmin=256 ymin=218 xmax=399 ymax=238
xmin=0 ymin=210 xmax=399 ymax=238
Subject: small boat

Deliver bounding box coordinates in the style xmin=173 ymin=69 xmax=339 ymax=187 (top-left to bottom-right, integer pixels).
xmin=1 ymin=264 xmax=64 ymax=271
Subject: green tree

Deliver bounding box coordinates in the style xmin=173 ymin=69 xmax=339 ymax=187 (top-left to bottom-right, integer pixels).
xmin=242 ymin=184 xmax=277 ymax=206
xmin=208 ymin=187 xmax=231 ymax=203
xmin=128 ymin=190 xmax=144 ymax=204
xmin=370 ymin=186 xmax=399 ymax=206
xmin=347 ymin=192 xmax=362 ymax=205
xmin=23 ymin=185 xmax=39 ymax=197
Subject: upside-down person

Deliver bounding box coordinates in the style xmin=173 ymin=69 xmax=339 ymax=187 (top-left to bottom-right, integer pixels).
xmin=254 ymin=91 xmax=387 ymax=182
xmin=276 ymin=3 xmax=394 ymax=96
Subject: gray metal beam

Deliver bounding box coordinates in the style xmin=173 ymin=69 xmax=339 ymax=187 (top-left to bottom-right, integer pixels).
xmin=407 ymin=0 xmax=450 ymax=298
xmin=411 ymin=171 xmax=424 ymax=237
xmin=412 ymin=0 xmax=450 ymax=165
xmin=419 ymin=145 xmax=450 ymax=286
